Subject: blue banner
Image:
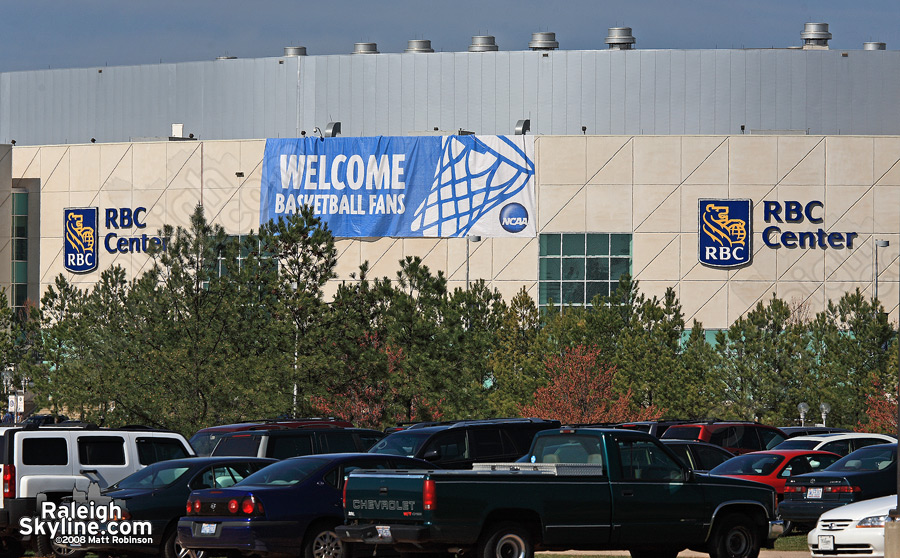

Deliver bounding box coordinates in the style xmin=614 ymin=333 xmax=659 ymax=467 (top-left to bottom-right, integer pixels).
xmin=260 ymin=135 xmax=535 ymax=238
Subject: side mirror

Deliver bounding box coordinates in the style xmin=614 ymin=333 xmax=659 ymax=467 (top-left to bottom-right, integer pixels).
xmin=423 ymin=449 xmax=441 ymax=462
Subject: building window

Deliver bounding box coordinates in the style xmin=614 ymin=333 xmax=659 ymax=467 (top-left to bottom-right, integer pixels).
xmin=11 ymin=192 xmax=28 ymax=313
xmin=538 ymin=233 xmax=631 ymax=310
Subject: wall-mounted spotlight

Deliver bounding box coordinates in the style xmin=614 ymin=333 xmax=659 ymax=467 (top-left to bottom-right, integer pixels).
xmin=325 ymin=121 xmax=342 ymax=137
xmin=90 ymin=138 xmax=96 ymax=143
xmin=10 ymin=140 xmax=15 ymax=146
xmin=515 ymin=119 xmax=530 ymax=135
xmin=313 ymin=127 xmax=324 ymax=139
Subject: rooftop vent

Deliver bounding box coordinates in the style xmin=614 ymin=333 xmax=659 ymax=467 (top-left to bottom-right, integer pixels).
xmin=469 ymin=35 xmax=499 ymax=52
xmin=283 ymin=46 xmax=307 ymax=56
xmin=352 ymin=42 xmax=379 ymax=54
xmin=406 ymin=39 xmax=434 ymax=53
xmin=864 ymin=42 xmax=886 ymax=50
xmin=216 ymin=55 xmax=238 ymax=60
xmin=801 ymin=22 xmax=831 ymax=49
xmin=606 ymin=27 xmax=635 ymax=50
xmin=529 ymin=32 xmax=559 ymax=50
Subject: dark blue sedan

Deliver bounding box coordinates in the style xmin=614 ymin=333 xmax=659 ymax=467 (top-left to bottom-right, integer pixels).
xmin=177 ymin=453 xmax=433 ymax=558
xmin=778 ymin=442 xmax=896 ymax=530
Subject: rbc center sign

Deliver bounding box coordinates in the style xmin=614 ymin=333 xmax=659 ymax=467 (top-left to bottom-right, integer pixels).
xmin=64 ymin=207 xmax=167 ymax=274
xmin=698 ymin=199 xmax=858 ymax=269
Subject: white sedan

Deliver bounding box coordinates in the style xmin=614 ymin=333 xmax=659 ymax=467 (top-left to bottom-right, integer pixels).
xmin=808 ymin=494 xmax=896 ymax=557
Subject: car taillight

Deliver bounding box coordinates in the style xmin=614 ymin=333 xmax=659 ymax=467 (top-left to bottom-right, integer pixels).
xmin=423 ymin=479 xmax=436 ymax=511
xmin=3 ymin=465 xmax=13 ymax=499
xmin=784 ymin=486 xmax=806 ymax=493
xmin=228 ymin=499 xmax=239 ymax=513
xmin=342 ymin=478 xmax=348 ymax=509
xmin=241 ymin=498 xmax=254 ymax=514
xmin=825 ymin=486 xmax=861 ymax=493
xmin=186 ymin=500 xmax=193 ymax=515
xmin=193 ymin=500 xmax=201 ymax=513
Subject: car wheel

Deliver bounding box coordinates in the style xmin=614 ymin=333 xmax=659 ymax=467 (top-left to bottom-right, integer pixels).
xmin=163 ymin=527 xmax=191 ymax=558
xmin=477 ymin=522 xmax=533 ymax=558
xmin=304 ymin=523 xmax=351 ymax=558
xmin=35 ymin=534 xmax=86 ymax=558
xmin=187 ymin=550 xmax=208 ymax=558
xmin=709 ymin=513 xmax=760 ymax=558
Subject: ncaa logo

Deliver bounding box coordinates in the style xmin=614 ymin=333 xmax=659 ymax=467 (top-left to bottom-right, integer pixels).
xmin=500 ymin=203 xmax=528 ymax=233
xmin=698 ymin=199 xmax=752 ymax=268
xmin=64 ymin=208 xmax=98 ymax=273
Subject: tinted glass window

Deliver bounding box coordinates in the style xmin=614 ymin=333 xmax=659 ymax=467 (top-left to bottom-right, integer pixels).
xmin=357 ymin=432 xmax=383 ymax=450
xmin=531 ymin=435 xmax=605 ymax=467
xmin=115 ymin=463 xmax=190 ymax=489
xmin=710 ymin=454 xmax=783 ymax=476
xmin=736 ymin=427 xmax=762 ymax=451
xmin=239 ymin=458 xmax=326 ymax=486
xmin=618 ymin=439 xmax=682 ymax=481
xmin=212 ymin=435 xmax=263 ymax=457
xmin=666 ymin=444 xmax=692 ymax=468
xmin=470 ymin=429 xmax=506 ymax=460
xmin=189 ymin=433 xmax=217 ymax=457
xmin=821 ymin=440 xmax=852 ymax=456
xmin=422 ymin=431 xmax=468 ymax=462
xmin=212 ymin=464 xmax=255 ymax=487
xmin=758 ymin=429 xmax=784 ymax=450
xmin=662 ymin=427 xmax=702 ymax=441
xmin=694 ymin=445 xmax=733 ymax=470
xmin=369 ymin=432 xmax=432 ymax=457
xmin=854 ymin=438 xmax=891 ymax=451
xmin=319 ymin=431 xmax=358 ymax=453
xmin=79 ymin=437 xmax=125 ymax=465
xmin=504 ymin=426 xmax=548 ymax=454
xmin=23 ymin=438 xmax=68 ymax=465
xmin=136 ymin=438 xmax=190 ymax=465
xmin=711 ymin=427 xmax=741 ymax=448
xmin=827 ymin=445 xmax=896 ymax=472
xmin=268 ymin=435 xmax=314 ymax=459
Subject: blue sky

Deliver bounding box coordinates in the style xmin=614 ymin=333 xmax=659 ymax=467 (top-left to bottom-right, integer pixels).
xmin=2 ymin=1 xmax=899 ymax=72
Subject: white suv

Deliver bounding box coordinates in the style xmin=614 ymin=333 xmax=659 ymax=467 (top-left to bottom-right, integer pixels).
xmin=775 ymin=432 xmax=896 ymax=456
xmin=0 ymin=424 xmax=194 ymax=555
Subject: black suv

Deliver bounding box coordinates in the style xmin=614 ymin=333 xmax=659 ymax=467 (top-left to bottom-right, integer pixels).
xmin=368 ymin=418 xmax=561 ymax=469
xmin=210 ymin=427 xmax=384 ymax=459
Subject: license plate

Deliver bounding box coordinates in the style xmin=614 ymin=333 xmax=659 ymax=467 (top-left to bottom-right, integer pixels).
xmin=807 ymin=487 xmax=823 ymax=499
xmin=376 ymin=526 xmax=392 ymax=540
xmin=200 ymin=523 xmax=217 ymax=535
xmin=818 ymin=535 xmax=834 ymax=551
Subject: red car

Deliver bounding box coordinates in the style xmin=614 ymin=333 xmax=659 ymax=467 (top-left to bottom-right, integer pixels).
xmin=709 ymin=449 xmax=841 ymax=500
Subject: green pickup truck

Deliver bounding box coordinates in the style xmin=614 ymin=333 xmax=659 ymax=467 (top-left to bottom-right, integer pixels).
xmin=337 ymin=427 xmax=783 ymax=558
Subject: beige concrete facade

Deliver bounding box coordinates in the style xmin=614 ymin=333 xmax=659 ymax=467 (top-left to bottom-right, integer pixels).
xmin=4 ymin=135 xmax=899 ymax=329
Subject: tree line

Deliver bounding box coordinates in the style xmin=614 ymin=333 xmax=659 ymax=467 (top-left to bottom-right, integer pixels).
xmin=1 ymin=205 xmax=895 ymax=436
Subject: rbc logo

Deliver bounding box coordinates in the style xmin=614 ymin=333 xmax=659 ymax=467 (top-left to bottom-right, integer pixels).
xmin=699 ymin=199 xmax=752 ymax=268
xmin=64 ymin=208 xmax=98 ymax=273
xmin=499 ymin=203 xmax=528 ymax=233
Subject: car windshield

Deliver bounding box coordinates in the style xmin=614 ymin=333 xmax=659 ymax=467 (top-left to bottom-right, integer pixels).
xmin=236 ymin=458 xmax=325 ymax=486
xmin=369 ymin=432 xmax=432 ymax=457
xmin=774 ymin=440 xmax=818 ymax=450
xmin=111 ymin=463 xmax=191 ymax=490
xmin=662 ymin=427 xmax=701 ymax=441
xmin=826 ymin=445 xmax=896 ymax=472
xmin=710 ymin=454 xmax=784 ymax=476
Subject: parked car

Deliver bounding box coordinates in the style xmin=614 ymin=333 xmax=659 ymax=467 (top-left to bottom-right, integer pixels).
xmin=60 ymin=456 xmax=275 ymax=558
xmin=189 ymin=418 xmax=353 ymax=456
xmin=211 ymin=427 xmax=383 ymax=459
xmin=779 ymin=426 xmax=850 ymax=438
xmin=20 ymin=414 xmax=69 ymax=426
xmin=660 ymin=439 xmax=734 ymax=472
xmin=178 ymin=453 xmax=434 ymax=558
xmin=368 ymin=418 xmax=560 ymax=468
xmin=607 ymin=419 xmax=698 ymax=438
xmin=774 ymin=432 xmax=895 ymax=456
xmin=709 ymin=450 xmax=841 ymax=500
xmin=660 ymin=421 xmax=787 ymax=455
xmin=0 ymin=423 xmax=194 ymax=557
xmin=778 ymin=443 xmax=897 ymax=532
xmin=807 ymin=494 xmax=896 ymax=558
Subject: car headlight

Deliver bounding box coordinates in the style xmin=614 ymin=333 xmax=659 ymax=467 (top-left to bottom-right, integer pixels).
xmin=856 ymin=515 xmax=890 ymax=528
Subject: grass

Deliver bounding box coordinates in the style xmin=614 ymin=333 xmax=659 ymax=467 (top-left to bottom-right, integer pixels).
xmin=774 ymin=532 xmax=810 ymax=551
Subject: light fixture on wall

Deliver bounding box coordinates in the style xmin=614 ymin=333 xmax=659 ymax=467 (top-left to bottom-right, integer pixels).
xmin=325 ymin=122 xmax=342 ymax=137
xmin=876 ymin=239 xmax=890 ymax=301
xmin=466 ymin=235 xmax=482 ymax=289
xmin=515 ymin=119 xmax=530 ymax=135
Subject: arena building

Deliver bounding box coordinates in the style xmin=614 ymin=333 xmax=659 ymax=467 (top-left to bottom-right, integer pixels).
xmin=0 ymin=23 xmax=899 ymax=330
